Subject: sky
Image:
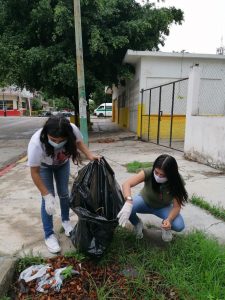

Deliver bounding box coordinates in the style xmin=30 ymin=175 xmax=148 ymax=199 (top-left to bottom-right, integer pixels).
xmin=136 ymin=0 xmax=225 ymax=54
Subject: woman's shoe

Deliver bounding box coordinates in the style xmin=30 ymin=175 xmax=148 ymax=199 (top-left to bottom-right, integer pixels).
xmin=161 ymin=228 xmax=173 ymax=242
xmin=45 ymin=234 xmax=61 ymax=253
xmin=62 ymin=221 xmax=73 ymax=237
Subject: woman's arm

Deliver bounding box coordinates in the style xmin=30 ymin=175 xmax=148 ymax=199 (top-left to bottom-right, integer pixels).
xmin=76 ymin=140 xmax=100 ymax=160
xmin=162 ymin=198 xmax=181 ymax=229
xmin=117 ymin=170 xmax=145 ymax=227
xmin=122 ymin=170 xmax=145 ymax=200
xmin=30 ymin=167 xmax=49 ymax=196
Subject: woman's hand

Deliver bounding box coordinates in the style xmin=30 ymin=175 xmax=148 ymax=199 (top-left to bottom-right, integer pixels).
xmin=87 ymin=153 xmax=102 ymax=161
xmin=77 ymin=140 xmax=101 ymax=161
xmin=117 ymin=201 xmax=133 ymax=227
xmin=161 ymin=219 xmax=171 ymax=230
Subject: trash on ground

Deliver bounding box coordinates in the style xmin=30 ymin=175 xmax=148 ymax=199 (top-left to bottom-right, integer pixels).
xmin=18 ymin=264 xmax=79 ymax=293
xmin=12 ymin=256 xmax=180 ymax=299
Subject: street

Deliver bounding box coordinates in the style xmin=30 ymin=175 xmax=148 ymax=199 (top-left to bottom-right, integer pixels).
xmin=0 ymin=117 xmax=46 ymax=168
xmin=0 ymin=116 xmax=134 ymax=169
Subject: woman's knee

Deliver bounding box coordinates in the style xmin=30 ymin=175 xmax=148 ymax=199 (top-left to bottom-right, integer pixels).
xmin=171 ymin=218 xmax=185 ymax=232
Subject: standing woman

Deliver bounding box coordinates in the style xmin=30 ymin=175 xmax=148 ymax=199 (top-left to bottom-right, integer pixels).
xmin=117 ymin=154 xmax=188 ymax=241
xmin=28 ymin=116 xmax=99 ymax=253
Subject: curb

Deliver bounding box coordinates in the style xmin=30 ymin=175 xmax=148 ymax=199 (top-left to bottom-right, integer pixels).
xmin=0 ymin=257 xmax=17 ymax=298
xmin=0 ymin=163 xmax=17 ymax=177
xmin=0 ymin=154 xmax=27 ymax=177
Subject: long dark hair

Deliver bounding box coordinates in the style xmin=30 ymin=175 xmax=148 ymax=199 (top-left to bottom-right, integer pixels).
xmin=151 ymin=154 xmax=188 ymax=206
xmin=40 ymin=116 xmax=80 ymax=163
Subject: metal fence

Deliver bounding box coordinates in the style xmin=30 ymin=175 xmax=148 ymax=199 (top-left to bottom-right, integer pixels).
xmin=140 ymin=78 xmax=188 ymax=151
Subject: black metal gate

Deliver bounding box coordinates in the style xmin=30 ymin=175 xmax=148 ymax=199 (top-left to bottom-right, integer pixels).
xmin=140 ymin=78 xmax=188 ymax=151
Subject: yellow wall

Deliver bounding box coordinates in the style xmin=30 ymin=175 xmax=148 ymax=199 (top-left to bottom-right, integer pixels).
xmin=112 ymin=100 xmax=116 ymax=122
xmin=114 ymin=99 xmax=119 ymax=123
xmin=137 ymin=104 xmax=142 ymax=137
xmin=118 ymin=107 xmax=129 ymax=128
xmin=70 ymin=115 xmax=80 ymax=126
xmin=112 ymin=100 xmax=129 ymax=128
xmin=140 ymin=114 xmax=186 ymax=140
xmin=136 ymin=103 xmax=186 ymax=140
xmin=114 ymin=102 xmax=185 ymax=140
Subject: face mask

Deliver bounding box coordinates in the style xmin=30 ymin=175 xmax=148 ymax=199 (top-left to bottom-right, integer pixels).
xmin=154 ymin=172 xmax=168 ymax=184
xmin=48 ymin=139 xmax=67 ymax=150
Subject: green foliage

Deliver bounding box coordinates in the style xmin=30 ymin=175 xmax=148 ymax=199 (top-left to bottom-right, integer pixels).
xmin=0 ymin=0 xmax=184 ymax=111
xmin=191 ymin=195 xmax=225 ymax=222
xmin=91 ymin=81 xmax=107 ymax=106
xmin=48 ymin=97 xmax=74 ymax=111
xmin=88 ymin=99 xmax=96 ymax=114
xmin=31 ymin=110 xmax=40 ymax=116
xmin=102 ymin=228 xmax=225 ymax=299
xmin=61 ymin=265 xmax=74 ymax=280
xmin=31 ymin=97 xmax=42 ymax=110
xmin=125 ymin=161 xmax=153 ymax=173
xmin=6 ymin=228 xmax=225 ymax=299
xmin=16 ymin=254 xmax=44 ymax=273
xmin=64 ymin=250 xmax=86 ymax=261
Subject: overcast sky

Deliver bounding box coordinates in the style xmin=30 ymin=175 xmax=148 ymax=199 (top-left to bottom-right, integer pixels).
xmin=136 ymin=0 xmax=225 ymax=54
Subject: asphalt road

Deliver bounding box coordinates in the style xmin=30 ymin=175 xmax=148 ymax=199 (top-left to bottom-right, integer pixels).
xmin=0 ymin=116 xmax=132 ymax=169
xmin=0 ymin=117 xmax=46 ymax=168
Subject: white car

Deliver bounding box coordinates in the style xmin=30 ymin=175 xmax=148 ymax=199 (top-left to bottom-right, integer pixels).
xmin=94 ymin=103 xmax=112 ymax=117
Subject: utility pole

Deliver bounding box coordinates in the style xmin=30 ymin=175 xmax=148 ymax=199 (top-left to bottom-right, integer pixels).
xmin=73 ymin=0 xmax=88 ymax=145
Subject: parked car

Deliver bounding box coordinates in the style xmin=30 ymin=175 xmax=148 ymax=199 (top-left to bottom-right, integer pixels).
xmin=57 ymin=111 xmax=73 ymax=117
xmin=94 ymin=103 xmax=112 ymax=117
xmin=38 ymin=111 xmax=52 ymax=117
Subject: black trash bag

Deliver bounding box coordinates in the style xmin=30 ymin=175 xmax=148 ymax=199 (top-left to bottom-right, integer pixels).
xmin=70 ymin=157 xmax=124 ymax=257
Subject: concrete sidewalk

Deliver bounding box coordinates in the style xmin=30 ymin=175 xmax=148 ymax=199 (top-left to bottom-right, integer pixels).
xmin=0 ymin=119 xmax=225 ymax=261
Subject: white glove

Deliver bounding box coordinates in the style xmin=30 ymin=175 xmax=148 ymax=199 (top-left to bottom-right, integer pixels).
xmin=43 ymin=194 xmax=56 ymax=215
xmin=117 ymin=202 xmax=133 ymax=227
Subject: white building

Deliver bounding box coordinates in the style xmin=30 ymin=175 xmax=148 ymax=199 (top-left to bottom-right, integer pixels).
xmin=112 ymin=50 xmax=225 ymax=169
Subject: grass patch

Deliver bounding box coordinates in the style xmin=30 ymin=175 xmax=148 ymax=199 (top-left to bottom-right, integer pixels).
xmin=190 ymin=195 xmax=225 ymax=222
xmin=16 ymin=253 xmax=44 ymax=273
xmin=100 ymin=228 xmax=225 ymax=300
xmin=11 ymin=229 xmax=225 ymax=299
xmin=64 ymin=250 xmax=86 ymax=261
xmin=125 ymin=161 xmax=153 ymax=173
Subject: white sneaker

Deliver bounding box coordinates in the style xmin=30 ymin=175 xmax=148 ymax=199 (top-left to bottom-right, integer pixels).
xmin=162 ymin=228 xmax=173 ymax=242
xmin=62 ymin=221 xmax=73 ymax=237
xmin=45 ymin=234 xmax=61 ymax=253
xmin=134 ymin=219 xmax=144 ymax=239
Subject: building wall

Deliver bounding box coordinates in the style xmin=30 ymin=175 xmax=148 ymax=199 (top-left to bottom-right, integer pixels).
xmin=119 ymin=53 xmax=225 ymax=140
xmin=184 ymin=66 xmax=225 ymax=169
xmin=120 ymin=60 xmax=141 ymax=132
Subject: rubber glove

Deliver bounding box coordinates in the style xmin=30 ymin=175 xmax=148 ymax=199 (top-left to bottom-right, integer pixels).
xmin=43 ymin=194 xmax=56 ymax=215
xmin=117 ymin=202 xmax=133 ymax=227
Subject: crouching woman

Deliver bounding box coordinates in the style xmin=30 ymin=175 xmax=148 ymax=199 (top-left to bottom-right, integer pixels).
xmin=117 ymin=154 xmax=188 ymax=241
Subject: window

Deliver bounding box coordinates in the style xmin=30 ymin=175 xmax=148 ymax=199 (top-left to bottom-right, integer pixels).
xmin=0 ymin=100 xmax=13 ymax=110
xmin=6 ymin=100 xmax=13 ymax=110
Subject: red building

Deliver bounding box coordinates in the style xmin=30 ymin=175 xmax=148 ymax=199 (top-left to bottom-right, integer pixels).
xmin=0 ymin=89 xmax=32 ymax=117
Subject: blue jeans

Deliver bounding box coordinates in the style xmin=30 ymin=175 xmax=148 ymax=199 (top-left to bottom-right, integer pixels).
xmin=40 ymin=161 xmax=70 ymax=239
xmin=129 ymin=194 xmax=185 ymax=232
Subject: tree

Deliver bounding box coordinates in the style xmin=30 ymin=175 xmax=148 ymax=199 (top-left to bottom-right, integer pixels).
xmin=0 ymin=0 xmax=183 ymax=112
xmin=31 ymin=97 xmax=42 ymax=111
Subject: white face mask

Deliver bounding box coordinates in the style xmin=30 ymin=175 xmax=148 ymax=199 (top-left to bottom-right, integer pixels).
xmin=153 ymin=172 xmax=168 ymax=184
xmin=48 ymin=139 xmax=67 ymax=150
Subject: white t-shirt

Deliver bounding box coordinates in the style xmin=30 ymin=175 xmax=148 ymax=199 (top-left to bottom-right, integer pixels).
xmin=27 ymin=123 xmax=83 ymax=167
